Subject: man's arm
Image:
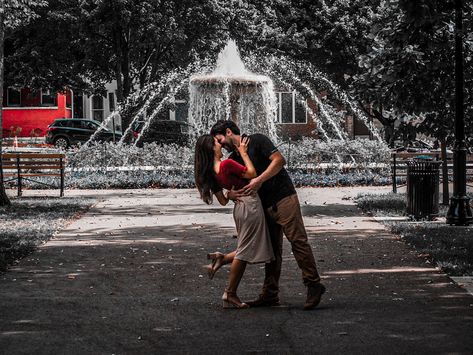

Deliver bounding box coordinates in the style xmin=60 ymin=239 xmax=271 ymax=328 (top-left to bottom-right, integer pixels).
xmin=240 ymin=151 xmax=286 ymax=194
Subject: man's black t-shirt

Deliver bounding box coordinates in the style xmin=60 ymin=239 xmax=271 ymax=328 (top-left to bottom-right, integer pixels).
xmin=229 ymin=133 xmax=296 ymax=209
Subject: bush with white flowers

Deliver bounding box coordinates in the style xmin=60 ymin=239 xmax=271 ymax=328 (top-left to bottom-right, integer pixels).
xmin=8 ymin=139 xmax=391 ymax=190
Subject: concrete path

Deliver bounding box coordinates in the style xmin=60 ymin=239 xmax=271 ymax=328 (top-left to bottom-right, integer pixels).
xmin=1 ymin=187 xmax=473 ymax=354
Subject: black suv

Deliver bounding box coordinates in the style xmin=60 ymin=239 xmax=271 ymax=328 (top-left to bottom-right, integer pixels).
xmin=132 ymin=119 xmax=192 ymax=147
xmin=46 ymin=118 xmax=122 ymax=149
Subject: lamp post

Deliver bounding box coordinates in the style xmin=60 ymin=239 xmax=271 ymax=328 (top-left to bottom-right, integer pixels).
xmin=446 ymin=0 xmax=473 ymax=225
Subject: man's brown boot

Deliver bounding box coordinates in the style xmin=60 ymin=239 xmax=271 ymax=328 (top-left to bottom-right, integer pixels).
xmin=304 ymin=283 xmax=326 ymax=310
xmin=246 ymin=294 xmax=280 ymax=307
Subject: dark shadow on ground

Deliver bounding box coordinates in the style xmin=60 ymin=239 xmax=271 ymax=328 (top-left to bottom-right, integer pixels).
xmin=1 ymin=222 xmax=473 ymax=354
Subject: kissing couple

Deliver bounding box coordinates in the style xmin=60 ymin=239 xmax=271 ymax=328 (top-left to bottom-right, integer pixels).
xmin=194 ymin=120 xmax=325 ymax=310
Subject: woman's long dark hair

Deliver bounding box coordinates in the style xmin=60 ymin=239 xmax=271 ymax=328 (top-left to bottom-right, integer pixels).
xmin=194 ymin=134 xmax=218 ymax=204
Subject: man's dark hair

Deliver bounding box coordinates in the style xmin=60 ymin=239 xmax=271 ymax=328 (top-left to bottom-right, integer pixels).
xmin=210 ymin=120 xmax=240 ymax=136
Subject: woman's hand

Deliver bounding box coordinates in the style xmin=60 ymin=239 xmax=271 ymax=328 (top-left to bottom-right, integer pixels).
xmin=238 ymin=136 xmax=250 ymax=156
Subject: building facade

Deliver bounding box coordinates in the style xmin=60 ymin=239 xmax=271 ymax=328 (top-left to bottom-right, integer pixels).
xmin=2 ymin=87 xmax=72 ymax=138
xmin=3 ymin=80 xmax=379 ymax=140
xmin=2 ymin=82 xmax=119 ymax=137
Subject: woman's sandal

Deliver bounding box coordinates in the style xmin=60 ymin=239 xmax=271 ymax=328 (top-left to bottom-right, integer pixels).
xmin=222 ymin=291 xmax=249 ymax=309
xmin=205 ymin=252 xmax=225 ymax=280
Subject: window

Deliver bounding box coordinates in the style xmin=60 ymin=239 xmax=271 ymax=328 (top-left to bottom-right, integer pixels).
xmin=169 ymin=99 xmax=189 ymax=122
xmin=175 ymin=101 xmax=188 ymax=122
xmin=65 ymin=89 xmax=72 ymax=108
xmin=23 ymin=89 xmax=41 ymax=107
xmin=275 ymin=91 xmax=307 ymax=124
xmin=41 ymin=89 xmax=57 ymax=106
xmin=108 ymin=92 xmax=115 ymax=111
xmin=7 ymin=88 xmax=21 ymax=106
xmin=81 ymin=120 xmax=98 ymax=130
xmin=73 ymin=92 xmax=84 ymax=118
xmin=92 ymin=95 xmax=104 ymax=121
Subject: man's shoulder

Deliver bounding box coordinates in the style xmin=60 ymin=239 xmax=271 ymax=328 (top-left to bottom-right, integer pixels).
xmin=249 ymin=133 xmax=270 ymax=140
xmin=248 ymin=133 xmax=278 ymax=154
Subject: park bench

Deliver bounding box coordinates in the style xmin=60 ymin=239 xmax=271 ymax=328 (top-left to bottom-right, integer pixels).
xmin=391 ymin=151 xmax=473 ymax=193
xmin=1 ymin=152 xmax=66 ymax=197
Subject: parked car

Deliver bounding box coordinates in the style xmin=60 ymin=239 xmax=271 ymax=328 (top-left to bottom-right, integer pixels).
xmin=393 ymin=139 xmax=434 ymax=153
xmin=131 ymin=119 xmax=192 ymax=147
xmin=46 ymin=118 xmax=122 ymax=149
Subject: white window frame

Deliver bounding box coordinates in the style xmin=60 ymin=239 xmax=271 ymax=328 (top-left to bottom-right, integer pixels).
xmin=275 ymin=91 xmax=308 ymax=124
xmin=91 ymin=94 xmax=104 ymax=122
xmin=41 ymin=88 xmax=57 ymax=106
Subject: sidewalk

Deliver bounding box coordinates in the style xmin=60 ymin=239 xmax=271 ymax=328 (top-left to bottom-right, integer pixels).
xmin=1 ymin=187 xmax=472 ymax=354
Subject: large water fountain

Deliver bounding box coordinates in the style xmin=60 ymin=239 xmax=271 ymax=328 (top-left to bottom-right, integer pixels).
xmin=67 ymin=39 xmax=392 ymax=189
xmin=188 ymin=40 xmax=278 ymax=141
xmin=84 ymin=39 xmax=385 ymax=153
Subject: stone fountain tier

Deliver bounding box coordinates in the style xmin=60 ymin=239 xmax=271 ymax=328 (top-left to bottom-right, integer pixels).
xmin=190 ymin=74 xmax=271 ymax=87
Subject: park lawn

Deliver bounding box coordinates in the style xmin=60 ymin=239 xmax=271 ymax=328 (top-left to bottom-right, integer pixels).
xmin=356 ymin=192 xmax=473 ymax=276
xmin=0 ymin=196 xmax=95 ymax=271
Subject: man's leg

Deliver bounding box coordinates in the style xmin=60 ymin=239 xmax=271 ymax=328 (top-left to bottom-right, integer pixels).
xmin=275 ymin=194 xmax=325 ymax=309
xmin=276 ymin=194 xmax=320 ymax=284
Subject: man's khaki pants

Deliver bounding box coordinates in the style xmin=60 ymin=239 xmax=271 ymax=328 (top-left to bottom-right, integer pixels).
xmin=262 ymin=194 xmax=321 ymax=297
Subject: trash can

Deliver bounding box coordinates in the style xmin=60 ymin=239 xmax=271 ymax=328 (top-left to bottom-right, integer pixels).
xmin=406 ymin=157 xmax=441 ymax=220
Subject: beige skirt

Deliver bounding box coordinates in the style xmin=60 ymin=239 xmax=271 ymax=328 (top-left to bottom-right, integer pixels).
xmin=233 ymin=194 xmax=274 ymax=264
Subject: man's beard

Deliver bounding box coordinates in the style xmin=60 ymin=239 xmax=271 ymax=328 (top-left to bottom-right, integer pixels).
xmin=223 ymin=143 xmax=235 ymax=152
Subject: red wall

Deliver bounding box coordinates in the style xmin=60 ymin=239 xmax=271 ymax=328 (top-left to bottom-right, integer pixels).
xmin=2 ymin=93 xmax=71 ymax=137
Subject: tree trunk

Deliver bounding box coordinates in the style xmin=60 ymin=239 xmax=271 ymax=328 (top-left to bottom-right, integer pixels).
xmin=358 ymin=101 xmax=396 ymax=146
xmin=115 ymin=62 xmax=123 ymax=103
xmin=440 ymin=137 xmax=450 ymax=205
xmin=0 ymin=0 xmax=11 ymax=206
xmin=121 ymin=43 xmax=131 ymax=99
xmin=111 ymin=2 xmax=132 ymax=130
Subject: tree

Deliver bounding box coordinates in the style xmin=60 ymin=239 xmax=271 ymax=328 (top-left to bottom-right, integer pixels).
xmin=0 ymin=0 xmax=47 ymax=206
xmin=7 ymin=0 xmax=227 ymax=130
xmin=78 ymin=0 xmax=226 ymax=119
xmin=5 ymin=0 xmax=89 ymax=93
xmin=354 ymin=0 xmax=473 ymax=144
xmin=226 ymin=0 xmax=397 ymax=139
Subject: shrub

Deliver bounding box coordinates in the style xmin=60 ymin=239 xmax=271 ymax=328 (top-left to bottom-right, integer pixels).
xmin=7 ymin=139 xmax=392 ymax=190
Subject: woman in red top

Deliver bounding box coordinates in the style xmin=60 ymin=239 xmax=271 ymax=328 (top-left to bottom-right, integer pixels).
xmin=194 ymin=134 xmax=274 ymax=309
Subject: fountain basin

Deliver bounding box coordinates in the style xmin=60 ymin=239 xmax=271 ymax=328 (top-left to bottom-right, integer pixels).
xmin=190 ymin=75 xmax=271 ymax=87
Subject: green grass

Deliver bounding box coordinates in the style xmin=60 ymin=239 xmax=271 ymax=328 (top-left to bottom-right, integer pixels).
xmin=0 ymin=197 xmax=95 ymax=271
xmin=356 ymin=192 xmax=473 ymax=276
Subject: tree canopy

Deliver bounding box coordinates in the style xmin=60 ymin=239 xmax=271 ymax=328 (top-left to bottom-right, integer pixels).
xmin=3 ymin=0 xmax=472 ymax=143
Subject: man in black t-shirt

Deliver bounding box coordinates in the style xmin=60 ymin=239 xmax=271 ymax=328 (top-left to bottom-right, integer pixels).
xmin=210 ymin=120 xmax=325 ymax=310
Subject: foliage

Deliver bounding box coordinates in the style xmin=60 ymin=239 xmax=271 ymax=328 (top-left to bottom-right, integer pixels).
xmin=0 ymin=196 xmax=93 ymax=271
xmin=354 ymin=0 xmax=473 ymax=143
xmin=232 ymin=0 xmax=379 ymax=83
xmin=0 ymin=140 xmax=391 ymax=189
xmin=355 ymin=191 xmax=473 ymax=275
xmin=1 ymin=0 xmax=48 ymax=207
xmin=5 ymin=0 xmax=227 ymax=102
xmin=355 ymin=192 xmax=407 ymax=215
xmin=67 ymin=141 xmax=194 ymax=169
xmin=3 ymin=0 xmax=48 ymax=29
xmin=230 ymin=1 xmax=473 ymax=145
xmin=391 ymin=221 xmax=473 ymax=276
xmin=279 ymin=137 xmax=391 ymax=167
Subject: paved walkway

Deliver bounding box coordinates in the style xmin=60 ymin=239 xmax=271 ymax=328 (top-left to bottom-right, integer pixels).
xmin=1 ymin=187 xmax=473 ymax=354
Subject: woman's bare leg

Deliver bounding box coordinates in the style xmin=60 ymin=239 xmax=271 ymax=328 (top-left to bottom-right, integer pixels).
xmin=206 ymin=251 xmax=236 ymax=279
xmin=222 ymin=258 xmax=248 ymax=308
